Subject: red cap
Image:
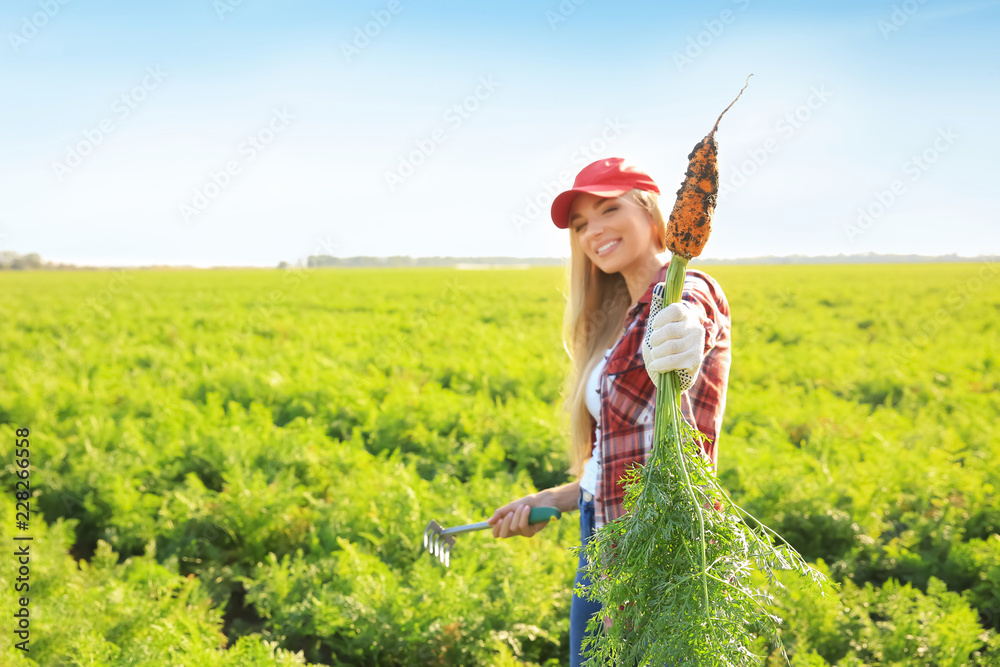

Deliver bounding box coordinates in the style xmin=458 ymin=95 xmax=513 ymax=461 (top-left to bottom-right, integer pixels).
xmin=550 ymin=158 xmax=660 ymax=229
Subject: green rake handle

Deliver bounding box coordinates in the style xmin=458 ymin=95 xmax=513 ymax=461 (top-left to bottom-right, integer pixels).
xmin=440 ymin=506 xmax=562 ymax=536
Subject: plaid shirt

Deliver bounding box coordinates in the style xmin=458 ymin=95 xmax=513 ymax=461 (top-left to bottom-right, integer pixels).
xmin=593 ymin=262 xmax=732 ymax=529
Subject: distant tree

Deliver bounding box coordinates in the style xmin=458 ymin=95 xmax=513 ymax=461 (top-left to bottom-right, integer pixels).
xmin=277 ymin=261 xmax=289 ymax=269
xmin=0 ymin=252 xmax=45 ymax=269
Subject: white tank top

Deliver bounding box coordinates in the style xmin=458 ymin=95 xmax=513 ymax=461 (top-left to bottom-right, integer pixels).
xmin=579 ymin=348 xmax=614 ymax=496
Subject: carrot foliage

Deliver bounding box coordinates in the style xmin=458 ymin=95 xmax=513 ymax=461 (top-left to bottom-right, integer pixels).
xmin=577 ymin=257 xmax=826 ymax=666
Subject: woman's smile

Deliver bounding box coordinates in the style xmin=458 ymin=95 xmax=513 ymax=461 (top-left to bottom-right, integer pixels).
xmin=595 ymin=238 xmax=621 ymax=257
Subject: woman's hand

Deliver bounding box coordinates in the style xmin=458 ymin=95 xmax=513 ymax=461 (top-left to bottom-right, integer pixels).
xmin=487 ymin=494 xmax=552 ymax=539
xmin=642 ymin=282 xmax=705 ymax=392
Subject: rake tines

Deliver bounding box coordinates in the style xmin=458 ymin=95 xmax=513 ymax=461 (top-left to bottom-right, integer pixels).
xmin=422 ymin=520 xmax=457 ymax=567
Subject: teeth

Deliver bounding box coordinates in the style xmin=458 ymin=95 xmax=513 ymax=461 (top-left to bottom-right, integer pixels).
xmin=597 ymin=240 xmax=618 ymax=254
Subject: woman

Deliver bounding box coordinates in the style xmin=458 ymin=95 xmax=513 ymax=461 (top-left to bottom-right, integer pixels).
xmin=486 ymin=158 xmax=732 ymax=666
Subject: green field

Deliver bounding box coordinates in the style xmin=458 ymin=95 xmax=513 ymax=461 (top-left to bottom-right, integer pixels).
xmin=2 ymin=263 xmax=999 ymax=666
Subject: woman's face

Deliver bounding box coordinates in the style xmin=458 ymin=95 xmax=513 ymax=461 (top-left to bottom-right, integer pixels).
xmin=568 ymin=191 xmax=658 ymax=277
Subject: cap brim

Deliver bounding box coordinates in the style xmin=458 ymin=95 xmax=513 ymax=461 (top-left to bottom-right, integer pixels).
xmin=550 ymin=185 xmax=631 ymax=229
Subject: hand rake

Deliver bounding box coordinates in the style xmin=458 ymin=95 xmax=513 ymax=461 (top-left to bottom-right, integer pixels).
xmin=422 ymin=507 xmax=562 ymax=567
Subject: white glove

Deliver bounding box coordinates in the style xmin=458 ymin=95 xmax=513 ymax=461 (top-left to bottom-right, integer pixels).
xmin=642 ymin=282 xmax=705 ymax=392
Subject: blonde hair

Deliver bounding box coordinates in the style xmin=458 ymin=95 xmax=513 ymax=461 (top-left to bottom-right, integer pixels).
xmin=560 ymin=189 xmax=668 ymax=478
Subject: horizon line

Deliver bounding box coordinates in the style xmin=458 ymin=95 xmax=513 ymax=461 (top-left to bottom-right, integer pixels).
xmin=3 ymin=251 xmax=997 ymax=271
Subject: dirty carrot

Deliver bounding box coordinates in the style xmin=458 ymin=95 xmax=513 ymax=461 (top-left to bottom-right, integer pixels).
xmin=665 ymin=74 xmax=751 ymax=261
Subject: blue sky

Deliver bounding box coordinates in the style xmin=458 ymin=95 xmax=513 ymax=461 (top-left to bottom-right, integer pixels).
xmin=1 ymin=0 xmax=997 ymax=266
